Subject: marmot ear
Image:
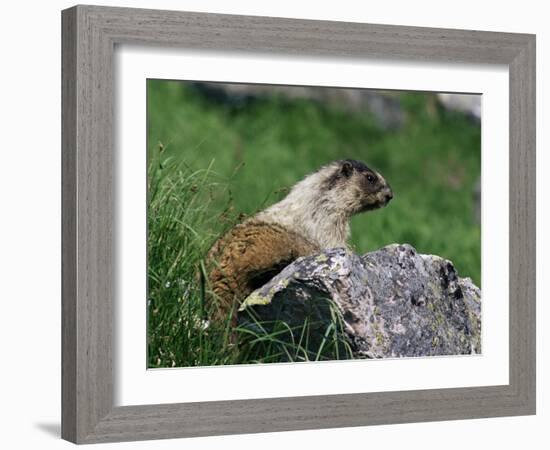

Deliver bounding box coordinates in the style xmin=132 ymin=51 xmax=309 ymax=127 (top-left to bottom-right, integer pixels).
xmin=341 ymin=161 xmax=353 ymax=177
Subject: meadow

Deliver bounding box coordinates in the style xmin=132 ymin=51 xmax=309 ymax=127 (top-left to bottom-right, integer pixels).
xmin=146 ymin=80 xmax=481 ymax=368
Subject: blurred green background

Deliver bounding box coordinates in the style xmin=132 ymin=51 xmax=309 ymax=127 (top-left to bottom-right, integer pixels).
xmin=147 ymin=79 xmax=481 ymax=285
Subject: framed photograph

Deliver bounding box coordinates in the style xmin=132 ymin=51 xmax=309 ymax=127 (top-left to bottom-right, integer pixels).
xmin=61 ymin=5 xmax=536 ymax=444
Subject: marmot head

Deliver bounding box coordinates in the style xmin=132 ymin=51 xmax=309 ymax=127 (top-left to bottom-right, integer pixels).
xmin=255 ymin=159 xmax=393 ymax=249
xmin=322 ymin=159 xmax=393 ymax=216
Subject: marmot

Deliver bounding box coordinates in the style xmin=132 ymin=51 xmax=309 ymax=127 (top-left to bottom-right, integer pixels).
xmin=204 ymin=159 xmax=393 ymax=326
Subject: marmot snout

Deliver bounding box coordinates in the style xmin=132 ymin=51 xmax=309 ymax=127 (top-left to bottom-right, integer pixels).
xmin=204 ymin=159 xmax=393 ymax=327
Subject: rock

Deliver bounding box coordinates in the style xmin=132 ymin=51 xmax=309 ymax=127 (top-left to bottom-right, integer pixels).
xmin=238 ymin=244 xmax=481 ymax=359
xmin=191 ymin=82 xmax=405 ymax=130
xmin=437 ymin=93 xmax=481 ymax=122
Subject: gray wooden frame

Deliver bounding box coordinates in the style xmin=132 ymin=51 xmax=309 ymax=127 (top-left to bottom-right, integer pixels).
xmin=61 ymin=4 xmax=536 ymax=444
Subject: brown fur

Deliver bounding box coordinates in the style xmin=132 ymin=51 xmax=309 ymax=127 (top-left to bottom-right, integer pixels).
xmin=205 ymin=220 xmax=319 ymax=325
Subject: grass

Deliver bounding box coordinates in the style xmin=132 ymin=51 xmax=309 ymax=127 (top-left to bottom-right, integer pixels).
xmin=146 ymin=80 xmax=481 ymax=368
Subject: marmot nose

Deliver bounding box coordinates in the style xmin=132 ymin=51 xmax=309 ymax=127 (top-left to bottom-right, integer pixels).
xmin=384 ymin=189 xmax=393 ymax=202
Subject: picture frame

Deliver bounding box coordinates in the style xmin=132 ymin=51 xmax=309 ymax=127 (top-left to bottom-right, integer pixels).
xmin=61 ymin=4 xmax=536 ymax=444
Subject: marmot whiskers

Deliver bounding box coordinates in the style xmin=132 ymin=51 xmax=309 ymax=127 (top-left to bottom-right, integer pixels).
xmin=205 ymin=159 xmax=393 ymax=326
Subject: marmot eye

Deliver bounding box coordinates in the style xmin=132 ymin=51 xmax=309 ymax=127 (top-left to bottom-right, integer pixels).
xmin=366 ymin=174 xmax=375 ymax=183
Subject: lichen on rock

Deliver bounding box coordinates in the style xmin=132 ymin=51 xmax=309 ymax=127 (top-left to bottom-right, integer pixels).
xmin=238 ymin=244 xmax=481 ymax=359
